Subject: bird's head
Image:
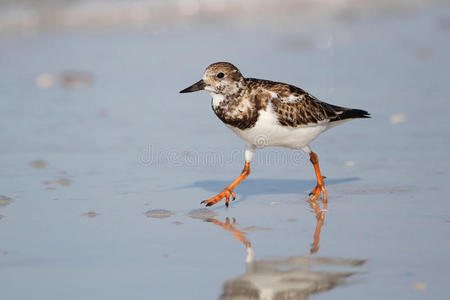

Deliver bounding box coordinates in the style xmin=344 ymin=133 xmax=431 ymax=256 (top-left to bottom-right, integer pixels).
xmin=180 ymin=62 xmax=245 ymax=97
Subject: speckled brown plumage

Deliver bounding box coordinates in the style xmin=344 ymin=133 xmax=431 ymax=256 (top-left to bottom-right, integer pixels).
xmin=211 ymin=76 xmax=369 ymax=130
xmin=211 ymin=79 xmax=271 ymax=130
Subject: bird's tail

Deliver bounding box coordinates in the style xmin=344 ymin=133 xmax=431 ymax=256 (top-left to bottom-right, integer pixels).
xmin=326 ymin=102 xmax=371 ymax=122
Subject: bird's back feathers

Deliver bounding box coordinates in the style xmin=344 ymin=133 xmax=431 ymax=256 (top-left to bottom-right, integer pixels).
xmin=247 ymin=78 xmax=370 ymax=127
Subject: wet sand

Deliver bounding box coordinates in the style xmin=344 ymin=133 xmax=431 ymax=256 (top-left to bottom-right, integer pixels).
xmin=0 ymin=1 xmax=449 ymax=299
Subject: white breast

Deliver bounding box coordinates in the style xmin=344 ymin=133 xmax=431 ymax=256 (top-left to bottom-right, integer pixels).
xmin=226 ymin=103 xmax=328 ymax=150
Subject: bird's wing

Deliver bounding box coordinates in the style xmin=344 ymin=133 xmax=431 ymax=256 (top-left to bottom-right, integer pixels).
xmin=252 ymin=79 xmax=344 ymax=127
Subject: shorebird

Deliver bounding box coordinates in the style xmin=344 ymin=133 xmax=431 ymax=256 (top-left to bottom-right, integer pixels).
xmin=180 ymin=62 xmax=369 ymax=207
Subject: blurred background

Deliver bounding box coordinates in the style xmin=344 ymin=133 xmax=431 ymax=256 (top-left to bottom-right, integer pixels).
xmin=1 ymin=0 xmax=449 ymax=299
xmin=0 ymin=0 xmax=445 ymax=31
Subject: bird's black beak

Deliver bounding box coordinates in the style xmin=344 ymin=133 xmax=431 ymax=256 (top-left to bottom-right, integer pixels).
xmin=179 ymin=79 xmax=206 ymax=93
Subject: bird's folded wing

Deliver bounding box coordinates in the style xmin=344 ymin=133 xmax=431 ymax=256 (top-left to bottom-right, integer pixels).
xmin=267 ymin=84 xmax=343 ymax=127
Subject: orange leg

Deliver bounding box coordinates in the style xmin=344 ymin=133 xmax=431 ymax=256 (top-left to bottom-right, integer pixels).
xmin=201 ymin=162 xmax=250 ymax=207
xmin=308 ymin=152 xmax=328 ymax=203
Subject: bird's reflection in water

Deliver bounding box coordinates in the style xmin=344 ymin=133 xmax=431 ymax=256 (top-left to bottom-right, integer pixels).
xmin=309 ymin=200 xmax=326 ymax=254
xmin=197 ymin=201 xmax=365 ymax=300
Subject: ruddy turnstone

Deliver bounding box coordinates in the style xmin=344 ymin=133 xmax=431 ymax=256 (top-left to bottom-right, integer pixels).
xmin=180 ymin=62 xmax=370 ymax=207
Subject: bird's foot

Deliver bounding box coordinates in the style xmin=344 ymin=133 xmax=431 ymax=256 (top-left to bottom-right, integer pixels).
xmin=308 ymin=180 xmax=327 ymax=203
xmin=201 ymin=188 xmax=236 ymax=207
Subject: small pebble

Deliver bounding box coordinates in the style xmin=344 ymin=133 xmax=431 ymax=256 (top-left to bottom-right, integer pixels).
xmin=29 ymin=160 xmax=48 ymax=169
xmin=145 ymin=209 xmax=173 ymax=219
xmin=35 ymin=73 xmax=56 ymax=89
xmin=389 ymin=113 xmax=407 ymax=124
xmin=61 ymin=71 xmax=93 ymax=89
xmin=345 ymin=161 xmax=356 ymax=167
xmin=187 ymin=208 xmax=217 ymax=219
xmin=172 ymin=221 xmax=183 ymax=226
xmin=84 ymin=211 xmax=99 ymax=218
xmin=0 ymin=195 xmax=13 ymax=206
xmin=411 ymin=282 xmax=427 ymax=291
xmin=57 ymin=178 xmax=72 ymax=186
xmin=243 ymin=226 xmax=272 ymax=231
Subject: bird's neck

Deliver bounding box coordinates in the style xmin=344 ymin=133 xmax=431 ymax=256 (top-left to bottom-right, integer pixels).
xmin=210 ymin=80 xmax=261 ymax=130
xmin=211 ymin=92 xmax=227 ymax=109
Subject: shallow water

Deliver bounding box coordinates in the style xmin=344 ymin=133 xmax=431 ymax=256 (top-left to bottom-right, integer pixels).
xmin=0 ymin=2 xmax=450 ymax=299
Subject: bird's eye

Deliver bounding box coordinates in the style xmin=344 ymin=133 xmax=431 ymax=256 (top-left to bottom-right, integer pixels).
xmin=217 ymin=72 xmax=225 ymax=79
